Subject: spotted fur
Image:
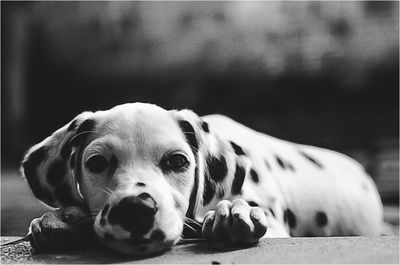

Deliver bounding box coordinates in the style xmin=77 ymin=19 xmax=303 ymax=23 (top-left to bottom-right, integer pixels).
xmin=21 ymin=103 xmax=385 ymax=255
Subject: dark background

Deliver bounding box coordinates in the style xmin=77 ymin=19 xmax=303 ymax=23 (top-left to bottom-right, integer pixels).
xmin=1 ymin=1 xmax=399 ymax=235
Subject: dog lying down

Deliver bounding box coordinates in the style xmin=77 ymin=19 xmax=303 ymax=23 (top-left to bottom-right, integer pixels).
xmin=21 ymin=103 xmax=385 ymax=255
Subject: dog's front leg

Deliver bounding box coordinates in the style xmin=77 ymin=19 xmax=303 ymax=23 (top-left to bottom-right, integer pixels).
xmin=202 ymin=199 xmax=269 ymax=246
xmin=29 ymin=206 xmax=95 ymax=252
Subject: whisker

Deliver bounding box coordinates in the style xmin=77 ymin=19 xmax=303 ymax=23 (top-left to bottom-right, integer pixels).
xmin=180 ymin=131 xmax=197 ymax=135
xmin=182 ymin=221 xmax=203 ymax=239
xmin=187 ymin=144 xmax=199 ymax=153
xmin=96 ymin=187 xmax=112 ymax=196
xmin=185 ymin=217 xmax=202 ymax=226
xmin=183 ymin=223 xmax=197 ymax=233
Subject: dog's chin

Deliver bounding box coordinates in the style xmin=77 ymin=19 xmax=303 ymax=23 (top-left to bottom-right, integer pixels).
xmin=94 ymin=227 xmax=182 ymax=255
xmin=93 ymin=216 xmax=183 ymax=255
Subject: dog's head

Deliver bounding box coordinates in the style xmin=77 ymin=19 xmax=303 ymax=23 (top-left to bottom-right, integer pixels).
xmin=21 ymin=103 xmax=251 ymax=254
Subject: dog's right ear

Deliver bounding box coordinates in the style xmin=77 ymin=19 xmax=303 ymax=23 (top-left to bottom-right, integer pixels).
xmin=20 ymin=111 xmax=96 ymax=208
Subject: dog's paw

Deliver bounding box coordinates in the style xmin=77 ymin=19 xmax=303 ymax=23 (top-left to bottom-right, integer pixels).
xmin=29 ymin=206 xmax=93 ymax=252
xmin=202 ymin=199 xmax=267 ymax=246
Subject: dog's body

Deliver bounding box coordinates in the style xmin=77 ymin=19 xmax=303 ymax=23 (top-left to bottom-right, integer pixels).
xmin=21 ymin=103 xmax=384 ymax=255
xmin=203 ymin=114 xmax=383 ymax=237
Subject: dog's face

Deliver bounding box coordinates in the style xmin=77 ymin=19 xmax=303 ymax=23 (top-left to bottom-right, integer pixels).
xmin=79 ymin=104 xmax=196 ymax=253
xmin=21 ymin=103 xmax=250 ymax=255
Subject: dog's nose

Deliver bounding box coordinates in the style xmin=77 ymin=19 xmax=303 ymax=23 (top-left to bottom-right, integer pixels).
xmin=108 ymin=193 xmax=158 ymax=236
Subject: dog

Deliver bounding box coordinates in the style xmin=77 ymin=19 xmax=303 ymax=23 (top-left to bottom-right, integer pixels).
xmin=21 ymin=103 xmax=384 ymax=255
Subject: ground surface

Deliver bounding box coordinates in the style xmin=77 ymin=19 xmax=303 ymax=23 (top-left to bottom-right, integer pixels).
xmin=1 ymin=236 xmax=399 ymax=264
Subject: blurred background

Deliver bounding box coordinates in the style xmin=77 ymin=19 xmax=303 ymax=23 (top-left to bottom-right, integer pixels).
xmin=1 ymin=1 xmax=399 ymax=236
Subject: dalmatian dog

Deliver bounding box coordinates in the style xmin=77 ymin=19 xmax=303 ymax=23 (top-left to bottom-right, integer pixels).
xmin=21 ymin=103 xmax=385 ymax=255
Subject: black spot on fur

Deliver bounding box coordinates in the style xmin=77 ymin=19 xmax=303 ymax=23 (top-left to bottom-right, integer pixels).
xmin=60 ymin=142 xmax=72 ymax=160
xmin=299 ymin=151 xmax=323 ymax=169
xmin=206 ymin=155 xmax=228 ymax=182
xmin=23 ymin=148 xmax=47 ymax=184
xmin=55 ymin=183 xmax=79 ymax=206
xmin=247 ymin=201 xmax=259 ymax=207
xmin=136 ymin=182 xmax=145 ymax=187
xmin=287 ymin=163 xmax=295 ymax=172
xmin=151 ymin=230 xmax=166 ymax=241
xmin=178 ymin=120 xmax=198 ymax=153
xmin=179 ymin=119 xmax=200 ymax=216
xmin=217 ymin=188 xmax=225 ymax=198
xmin=47 ymin=159 xmax=66 ymax=186
xmin=250 ymin=168 xmax=259 ymax=183
xmin=274 ymin=154 xmax=295 ymax=171
xmin=275 ymin=155 xmax=286 ymax=169
xmin=283 ymin=208 xmax=297 ymax=229
xmin=22 ymin=147 xmax=54 ymax=204
xmin=201 ymin=121 xmax=210 ymax=132
xmin=77 ymin=119 xmax=96 ymax=135
xmin=186 ymin=167 xmax=199 ymax=218
xmin=230 ymin=141 xmax=245 ymax=156
xmin=269 ymin=207 xmax=275 ymax=217
xmin=203 ymin=177 xmax=215 ymax=206
xmin=264 ymin=159 xmax=271 ymax=170
xmin=231 ymin=164 xmax=246 ymax=195
xmin=315 ymin=211 xmax=328 ymax=227
xmin=67 ymin=119 xmax=78 ymax=131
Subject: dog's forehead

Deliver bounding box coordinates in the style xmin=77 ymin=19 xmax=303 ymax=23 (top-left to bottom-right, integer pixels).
xmin=96 ymin=103 xmax=184 ymax=142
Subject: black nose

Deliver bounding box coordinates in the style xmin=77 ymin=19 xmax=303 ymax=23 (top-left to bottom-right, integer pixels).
xmin=108 ymin=193 xmax=158 ymax=236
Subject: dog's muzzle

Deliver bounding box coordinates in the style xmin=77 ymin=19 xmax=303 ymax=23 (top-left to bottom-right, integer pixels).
xmin=108 ymin=193 xmax=158 ymax=237
xmin=94 ymin=191 xmax=177 ymax=255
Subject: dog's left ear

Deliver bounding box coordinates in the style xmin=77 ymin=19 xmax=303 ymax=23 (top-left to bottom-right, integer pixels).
xmin=173 ymin=109 xmax=206 ymax=155
xmin=20 ymin=111 xmax=97 ymax=208
xmin=174 ymin=109 xmax=252 ymax=218
xmin=173 ymin=109 xmax=217 ymax=218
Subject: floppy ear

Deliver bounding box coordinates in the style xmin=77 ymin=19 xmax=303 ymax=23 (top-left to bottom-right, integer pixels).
xmin=20 ymin=111 xmax=96 ymax=208
xmin=173 ymin=109 xmax=206 ymax=218
xmin=174 ymin=110 xmax=252 ymax=219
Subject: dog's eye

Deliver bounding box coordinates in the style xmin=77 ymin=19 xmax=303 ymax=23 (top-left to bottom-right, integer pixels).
xmin=166 ymin=154 xmax=189 ymax=170
xmin=85 ymin=155 xmax=109 ymax=173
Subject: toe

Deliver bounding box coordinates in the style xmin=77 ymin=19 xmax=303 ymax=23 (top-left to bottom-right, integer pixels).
xmin=212 ymin=201 xmax=233 ymax=242
xmin=250 ymin=207 xmax=268 ymax=238
xmin=231 ymin=199 xmax=253 ymax=240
